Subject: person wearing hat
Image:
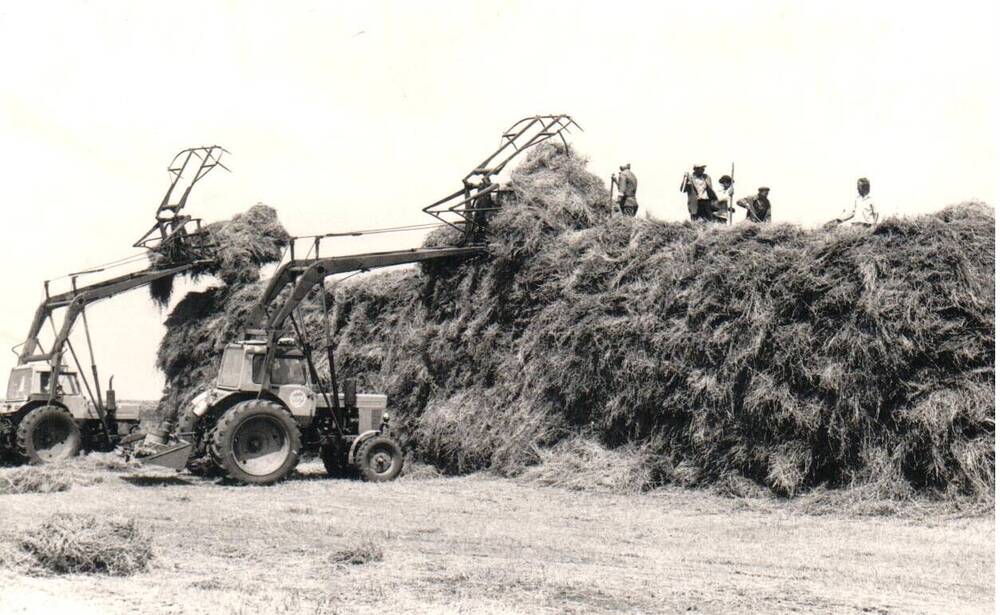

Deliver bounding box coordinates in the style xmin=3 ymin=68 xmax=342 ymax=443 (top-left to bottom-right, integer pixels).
xmin=736 ymin=187 xmax=772 ymax=223
xmin=680 ymin=164 xmax=717 ymax=221
xmin=831 ymin=177 xmax=878 ymax=227
xmin=617 ymin=163 xmax=638 ymax=217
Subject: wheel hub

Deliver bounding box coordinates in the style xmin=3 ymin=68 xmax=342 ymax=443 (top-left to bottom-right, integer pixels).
xmin=370 ymin=450 xmax=393 ymax=474
xmin=232 ymin=416 xmax=289 ymax=477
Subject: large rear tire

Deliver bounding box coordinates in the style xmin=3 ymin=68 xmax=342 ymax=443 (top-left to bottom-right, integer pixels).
xmin=15 ymin=405 xmax=82 ymax=464
xmin=211 ymin=400 xmax=300 ymax=485
xmin=355 ymin=436 xmax=403 ymax=482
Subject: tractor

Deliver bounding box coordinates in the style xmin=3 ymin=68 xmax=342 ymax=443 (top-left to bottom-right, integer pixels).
xmin=0 ymin=146 xmax=226 ymax=464
xmin=135 ymin=115 xmax=582 ymax=485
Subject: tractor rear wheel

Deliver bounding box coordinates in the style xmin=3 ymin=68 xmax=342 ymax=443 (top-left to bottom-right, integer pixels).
xmin=211 ymin=400 xmax=300 ymax=485
xmin=355 ymin=436 xmax=403 ymax=482
xmin=15 ymin=405 xmax=82 ymax=464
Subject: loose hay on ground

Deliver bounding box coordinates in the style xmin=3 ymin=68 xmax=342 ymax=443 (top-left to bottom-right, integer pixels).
xmin=328 ymin=533 xmax=385 ymax=567
xmin=0 ymin=460 xmax=112 ymax=495
xmin=0 ymin=465 xmax=74 ymax=495
xmin=5 ymin=513 xmax=152 ymax=576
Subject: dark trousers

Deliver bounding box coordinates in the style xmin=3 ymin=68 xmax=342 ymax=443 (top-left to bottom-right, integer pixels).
xmin=690 ymin=199 xmax=717 ymax=222
xmin=619 ymin=196 xmax=638 ymax=217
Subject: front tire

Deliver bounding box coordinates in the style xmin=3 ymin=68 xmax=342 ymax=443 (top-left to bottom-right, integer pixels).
xmin=210 ymin=400 xmax=301 ymax=485
xmin=355 ymin=436 xmax=403 ymax=482
xmin=15 ymin=405 xmax=82 ymax=464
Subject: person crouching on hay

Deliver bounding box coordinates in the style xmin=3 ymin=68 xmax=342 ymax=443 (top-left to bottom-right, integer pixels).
xmin=615 ymin=164 xmax=639 ymax=217
xmin=736 ymin=187 xmax=772 ymax=223
xmin=829 ymin=177 xmax=878 ymax=228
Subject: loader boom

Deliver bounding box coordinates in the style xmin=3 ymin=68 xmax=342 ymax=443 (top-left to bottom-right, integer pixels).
xmin=247 ymin=246 xmax=484 ymax=390
xmin=18 ymin=262 xmax=205 ymax=366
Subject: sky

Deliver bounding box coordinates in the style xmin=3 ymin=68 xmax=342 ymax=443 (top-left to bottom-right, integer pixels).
xmin=0 ymin=1 xmax=996 ymax=399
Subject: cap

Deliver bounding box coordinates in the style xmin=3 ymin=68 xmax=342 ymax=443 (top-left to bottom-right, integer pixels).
xmin=758 ymin=186 xmax=770 ymax=192
xmin=693 ymin=164 xmax=706 ymax=170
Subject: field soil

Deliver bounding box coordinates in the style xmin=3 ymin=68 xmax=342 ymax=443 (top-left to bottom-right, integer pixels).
xmin=0 ymin=458 xmax=993 ymax=614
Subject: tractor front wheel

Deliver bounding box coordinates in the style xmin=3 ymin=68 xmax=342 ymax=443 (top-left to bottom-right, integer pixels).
xmin=211 ymin=400 xmax=301 ymax=485
xmin=15 ymin=405 xmax=82 ymax=464
xmin=355 ymin=436 xmax=403 ymax=482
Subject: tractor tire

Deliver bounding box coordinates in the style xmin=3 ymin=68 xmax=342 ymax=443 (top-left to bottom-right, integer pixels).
xmin=354 ymin=436 xmax=403 ymax=483
xmin=320 ymin=442 xmax=356 ymax=479
xmin=15 ymin=405 xmax=82 ymax=464
xmin=210 ymin=400 xmax=301 ymax=485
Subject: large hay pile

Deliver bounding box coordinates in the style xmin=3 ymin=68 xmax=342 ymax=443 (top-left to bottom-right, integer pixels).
xmin=156 ymin=145 xmax=995 ymax=499
xmin=148 ymin=203 xmax=289 ymax=306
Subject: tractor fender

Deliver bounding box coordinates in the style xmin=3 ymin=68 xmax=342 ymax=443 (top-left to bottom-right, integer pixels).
xmin=2 ymin=400 xmax=63 ymax=420
xmin=190 ymin=390 xmax=213 ymax=417
xmin=347 ymin=430 xmax=381 ymax=465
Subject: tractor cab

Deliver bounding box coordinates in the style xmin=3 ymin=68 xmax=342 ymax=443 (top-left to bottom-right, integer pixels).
xmin=209 ymin=340 xmax=318 ymax=420
xmin=216 ymin=340 xmax=310 ymax=391
xmin=2 ymin=364 xmax=91 ymax=418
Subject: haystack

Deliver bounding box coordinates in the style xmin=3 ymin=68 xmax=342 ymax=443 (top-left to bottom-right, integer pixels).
xmin=147 ymin=203 xmax=289 ymax=306
xmin=155 ymin=144 xmax=995 ymax=499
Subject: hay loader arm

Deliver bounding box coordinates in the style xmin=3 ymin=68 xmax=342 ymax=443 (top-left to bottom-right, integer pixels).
xmin=14 ymin=262 xmax=208 ymax=417
xmin=247 ymin=245 xmax=483 ymax=389
xmin=133 ymin=145 xmax=229 ymax=251
xmin=422 ymin=114 xmax=581 ymax=235
xmin=10 ymin=261 xmax=207 ymax=447
xmin=17 ymin=263 xmax=207 ymax=368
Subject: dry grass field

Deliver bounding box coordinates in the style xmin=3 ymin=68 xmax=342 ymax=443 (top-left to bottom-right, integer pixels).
xmin=0 ymin=457 xmax=993 ymax=614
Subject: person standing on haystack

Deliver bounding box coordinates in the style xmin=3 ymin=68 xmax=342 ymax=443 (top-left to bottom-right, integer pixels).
xmin=464 ymin=176 xmax=494 ymax=243
xmin=680 ymin=164 xmax=717 ymax=222
xmin=713 ymin=174 xmax=735 ymax=223
xmin=736 ymin=187 xmax=772 ymax=223
xmin=617 ymin=164 xmax=638 ymax=217
xmin=831 ymin=177 xmax=878 ymax=227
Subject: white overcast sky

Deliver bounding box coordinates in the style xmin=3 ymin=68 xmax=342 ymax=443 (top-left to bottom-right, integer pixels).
xmin=0 ymin=1 xmax=996 ymax=399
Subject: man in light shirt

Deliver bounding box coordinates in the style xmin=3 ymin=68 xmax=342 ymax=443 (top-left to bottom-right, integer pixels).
xmin=833 ymin=177 xmax=878 ymax=227
xmin=714 ymin=174 xmax=735 ymax=223
xmin=680 ymin=164 xmax=717 ymax=222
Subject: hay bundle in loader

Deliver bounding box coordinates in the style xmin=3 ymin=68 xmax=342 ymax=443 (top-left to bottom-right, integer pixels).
xmin=156 ymin=144 xmax=994 ymax=499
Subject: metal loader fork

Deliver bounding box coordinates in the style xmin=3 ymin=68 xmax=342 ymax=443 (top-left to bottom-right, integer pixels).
xmin=422 ymin=114 xmax=582 ymax=240
xmin=133 ymin=145 xmax=230 ymax=252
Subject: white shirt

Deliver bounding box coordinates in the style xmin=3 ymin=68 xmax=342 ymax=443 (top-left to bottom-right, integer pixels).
xmin=690 ymin=175 xmax=711 ymax=200
xmin=717 ymin=184 xmax=734 ymax=205
xmin=840 ymin=194 xmax=878 ymax=225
